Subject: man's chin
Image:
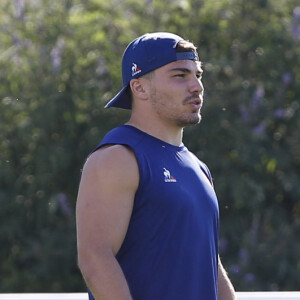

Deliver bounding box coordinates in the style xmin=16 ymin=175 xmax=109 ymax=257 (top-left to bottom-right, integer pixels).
xmin=178 ymin=114 xmax=202 ymax=127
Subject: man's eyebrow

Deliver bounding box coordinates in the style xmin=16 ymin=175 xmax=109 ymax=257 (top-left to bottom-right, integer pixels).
xmin=168 ymin=67 xmax=203 ymax=75
xmin=169 ymin=68 xmax=190 ymax=73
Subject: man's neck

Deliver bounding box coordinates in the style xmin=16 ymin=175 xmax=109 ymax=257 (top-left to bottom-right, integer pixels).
xmin=126 ymin=118 xmax=184 ymax=147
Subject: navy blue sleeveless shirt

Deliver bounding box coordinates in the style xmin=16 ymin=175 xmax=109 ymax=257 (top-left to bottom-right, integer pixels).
xmin=89 ymin=125 xmax=219 ymax=300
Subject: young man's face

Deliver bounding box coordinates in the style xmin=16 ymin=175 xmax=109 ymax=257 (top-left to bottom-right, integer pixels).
xmin=147 ymin=59 xmax=204 ymax=128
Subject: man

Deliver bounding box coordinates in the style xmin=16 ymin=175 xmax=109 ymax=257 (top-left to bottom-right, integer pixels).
xmin=76 ymin=32 xmax=236 ymax=300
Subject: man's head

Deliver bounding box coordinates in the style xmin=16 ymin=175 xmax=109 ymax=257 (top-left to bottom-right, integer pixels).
xmin=105 ymin=32 xmax=200 ymax=109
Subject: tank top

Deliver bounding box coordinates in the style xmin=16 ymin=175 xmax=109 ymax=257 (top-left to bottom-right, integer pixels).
xmin=89 ymin=125 xmax=219 ymax=300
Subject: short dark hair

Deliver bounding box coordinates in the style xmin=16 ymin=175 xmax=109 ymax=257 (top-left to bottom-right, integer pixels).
xmin=176 ymin=40 xmax=201 ymax=67
xmin=176 ymin=40 xmax=197 ymax=54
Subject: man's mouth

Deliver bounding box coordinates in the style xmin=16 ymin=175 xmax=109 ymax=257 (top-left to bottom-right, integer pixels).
xmin=187 ymin=97 xmax=203 ymax=110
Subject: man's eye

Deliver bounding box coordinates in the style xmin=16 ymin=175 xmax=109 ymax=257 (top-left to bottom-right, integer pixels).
xmin=175 ymin=74 xmax=185 ymax=77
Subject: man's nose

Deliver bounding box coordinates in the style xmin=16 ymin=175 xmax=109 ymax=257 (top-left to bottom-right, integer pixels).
xmin=189 ymin=76 xmax=204 ymax=94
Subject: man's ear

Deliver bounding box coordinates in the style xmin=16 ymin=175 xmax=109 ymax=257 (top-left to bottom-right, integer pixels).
xmin=130 ymin=78 xmax=149 ymax=100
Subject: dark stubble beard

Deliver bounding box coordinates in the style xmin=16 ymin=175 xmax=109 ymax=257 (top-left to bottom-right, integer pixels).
xmin=176 ymin=94 xmax=202 ymax=127
xmin=149 ymin=86 xmax=202 ymax=128
xmin=175 ymin=112 xmax=202 ymax=128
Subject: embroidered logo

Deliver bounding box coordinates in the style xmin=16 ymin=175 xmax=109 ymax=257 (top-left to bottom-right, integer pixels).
xmin=163 ymin=168 xmax=177 ymax=183
xmin=132 ymin=63 xmax=142 ymax=76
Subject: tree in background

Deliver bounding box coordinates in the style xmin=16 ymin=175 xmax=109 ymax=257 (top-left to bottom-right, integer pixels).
xmin=0 ymin=0 xmax=299 ymax=292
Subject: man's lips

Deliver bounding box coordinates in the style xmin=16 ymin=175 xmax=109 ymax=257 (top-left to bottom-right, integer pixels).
xmin=187 ymin=97 xmax=203 ymax=109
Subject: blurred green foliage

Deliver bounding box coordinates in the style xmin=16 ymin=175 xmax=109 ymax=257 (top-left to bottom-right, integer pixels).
xmin=0 ymin=0 xmax=299 ymax=292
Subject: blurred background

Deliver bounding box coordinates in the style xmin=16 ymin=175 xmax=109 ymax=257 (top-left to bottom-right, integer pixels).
xmin=0 ymin=0 xmax=299 ymax=293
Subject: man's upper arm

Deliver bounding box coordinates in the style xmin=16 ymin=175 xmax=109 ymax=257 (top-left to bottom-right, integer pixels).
xmin=76 ymin=145 xmax=139 ymax=259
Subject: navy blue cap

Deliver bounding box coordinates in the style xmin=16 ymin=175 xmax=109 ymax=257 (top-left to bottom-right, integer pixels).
xmin=105 ymin=32 xmax=199 ymax=109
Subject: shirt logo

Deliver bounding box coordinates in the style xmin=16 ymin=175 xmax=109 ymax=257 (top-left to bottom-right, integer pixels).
xmin=132 ymin=63 xmax=142 ymax=76
xmin=163 ymin=168 xmax=177 ymax=183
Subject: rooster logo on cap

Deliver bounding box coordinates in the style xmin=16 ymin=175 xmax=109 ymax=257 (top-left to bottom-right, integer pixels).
xmin=132 ymin=63 xmax=141 ymax=76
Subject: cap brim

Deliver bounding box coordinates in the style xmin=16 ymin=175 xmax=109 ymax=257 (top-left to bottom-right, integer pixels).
xmin=105 ymin=85 xmax=132 ymax=109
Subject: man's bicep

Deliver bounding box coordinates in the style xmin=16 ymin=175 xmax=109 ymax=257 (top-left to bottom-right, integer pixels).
xmin=76 ymin=146 xmax=139 ymax=256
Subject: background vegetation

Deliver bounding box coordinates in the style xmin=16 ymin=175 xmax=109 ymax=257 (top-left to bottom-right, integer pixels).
xmin=0 ymin=0 xmax=299 ymax=292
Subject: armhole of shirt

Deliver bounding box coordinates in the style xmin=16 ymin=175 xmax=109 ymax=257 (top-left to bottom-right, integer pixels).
xmin=199 ymin=162 xmax=214 ymax=187
xmin=92 ymin=142 xmax=143 ymax=196
xmin=190 ymin=152 xmax=214 ymax=187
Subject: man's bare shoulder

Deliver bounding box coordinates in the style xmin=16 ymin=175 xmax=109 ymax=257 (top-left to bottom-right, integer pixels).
xmin=81 ymin=144 xmax=139 ymax=189
xmin=76 ymin=144 xmax=139 ymax=256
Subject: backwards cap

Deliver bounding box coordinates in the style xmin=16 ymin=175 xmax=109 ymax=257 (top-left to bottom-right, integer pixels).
xmin=105 ymin=32 xmax=199 ymax=109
